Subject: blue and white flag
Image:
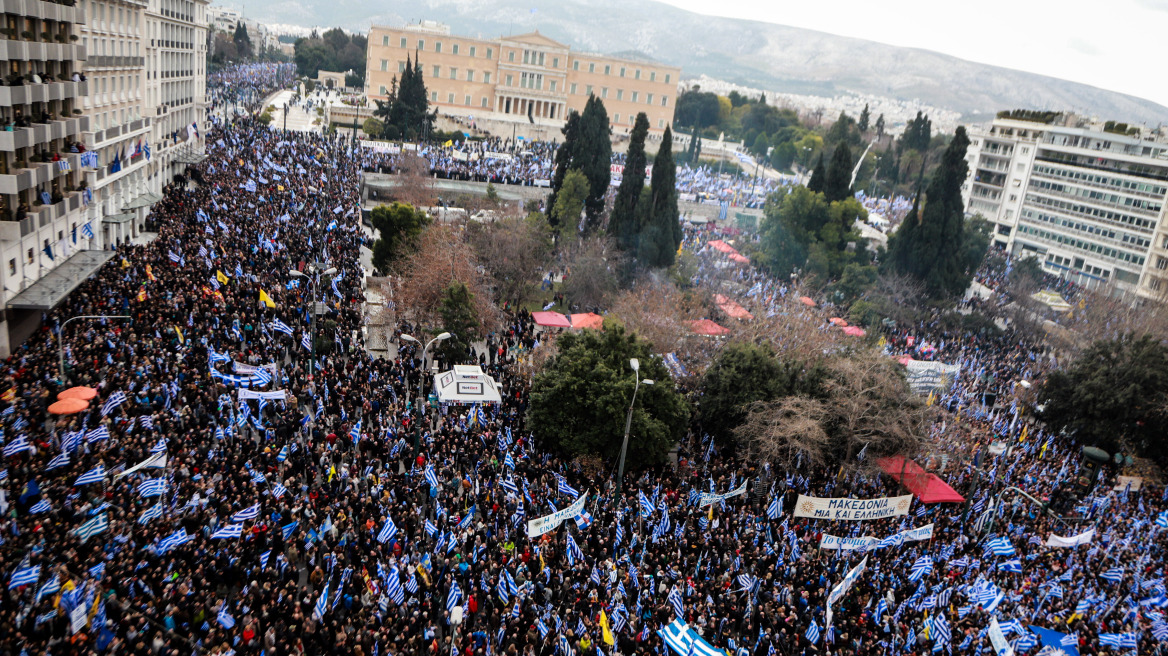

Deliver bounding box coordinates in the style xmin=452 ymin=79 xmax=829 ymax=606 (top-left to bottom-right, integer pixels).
xmin=8 ymin=564 xmax=40 ymax=589
xmin=74 ymin=465 xmax=106 ymax=486
xmin=211 ymin=523 xmax=244 ymax=539
xmin=377 ymin=516 xmax=398 ymax=544
xmin=231 ymin=504 xmax=261 ymax=522
xmin=101 ymin=391 xmax=127 ymax=416
xmin=137 ymin=478 xmax=167 ymax=498
xmin=909 ymin=556 xmax=934 ymax=583
xmin=446 ymin=581 xmax=463 ymax=613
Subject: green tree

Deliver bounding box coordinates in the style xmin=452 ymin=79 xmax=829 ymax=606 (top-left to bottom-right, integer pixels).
xmin=546 ymin=110 xmax=581 ymax=225
xmin=823 ymin=143 xmax=853 ymax=203
xmin=437 ymin=281 xmax=480 ymax=363
xmin=751 ymin=132 xmax=771 ymax=159
xmin=609 ymin=113 xmax=650 ymax=251
xmin=1039 ymin=334 xmax=1168 ymax=466
xmin=807 ymin=153 xmax=826 ymax=194
xmin=233 ymin=23 xmax=253 ymax=59
xmin=886 ymin=127 xmax=986 ymax=297
xmin=858 ymin=104 xmax=870 ymax=133
xmin=362 ymin=117 xmax=384 ymax=138
xmin=370 ymin=202 xmax=431 ymax=274
xmin=673 ymin=89 xmax=722 ymax=129
xmin=551 ymin=169 xmax=589 ymax=247
xmin=875 ymin=114 xmax=885 ymax=140
xmin=899 ymin=111 xmax=932 ymax=152
xmin=760 ymin=187 xmax=867 ymax=280
xmin=701 ymin=342 xmax=819 ymax=445
xmin=638 ymin=125 xmax=681 ymax=268
xmin=577 ymin=95 xmax=612 ymax=221
xmin=528 ymin=323 xmax=690 ymax=470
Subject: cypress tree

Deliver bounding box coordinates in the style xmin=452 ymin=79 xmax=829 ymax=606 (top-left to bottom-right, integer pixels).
xmin=609 ymin=113 xmax=649 ymax=251
xmin=807 ymin=153 xmax=826 ymax=194
xmin=547 ymin=111 xmax=582 ymax=226
xmin=639 ymin=125 xmax=680 ymax=268
xmin=823 ymin=143 xmax=853 ymax=203
xmin=577 ymin=96 xmax=612 ymax=222
xmin=858 ymin=104 xmax=870 ymax=133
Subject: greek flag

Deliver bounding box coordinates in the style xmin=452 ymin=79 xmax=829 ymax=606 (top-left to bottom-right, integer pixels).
xmin=85 ymin=426 xmax=110 ymax=443
xmin=424 ymin=464 xmax=440 ymax=489
xmin=74 ymin=465 xmax=106 ymax=486
xmin=271 ymin=484 xmax=287 ymax=499
xmin=271 ymin=319 xmax=294 ymax=336
xmin=281 ymin=520 xmax=299 ymax=540
xmin=639 ymin=491 xmax=654 ymax=518
xmin=30 ymin=499 xmax=51 ymax=514
xmin=45 ymin=452 xmax=70 ymax=470
xmin=983 ymin=537 xmax=1016 ymax=557
xmin=668 ymin=585 xmax=685 ymax=619
xmin=874 ymin=598 xmax=888 ymax=623
xmin=313 ymin=583 xmax=330 ymax=619
xmin=377 ymin=516 xmax=398 ymax=544
xmin=75 ymin=513 xmax=109 ymax=542
xmin=447 ymin=581 xmax=463 ymax=613
xmin=277 ymin=445 xmax=289 ymax=462
xmin=557 ymin=476 xmax=580 ymax=499
xmin=2 ymin=436 xmax=32 ymax=457
xmin=424 ymin=519 xmax=438 ymax=537
xmin=932 ymin=611 xmax=951 ymax=648
xmin=766 ymin=495 xmax=782 ymax=520
xmin=137 ymin=478 xmax=167 ymax=497
xmin=158 ymin=528 xmax=194 ymax=553
xmin=101 ymin=391 xmax=127 ymax=416
xmin=503 ymin=452 xmax=515 ymax=470
xmin=8 ymin=564 xmax=40 ymax=589
xmin=1156 ymin=510 xmax=1168 ymax=528
xmin=217 ymin=607 xmax=235 ymax=629
xmin=1098 ymin=633 xmax=1138 ymax=649
xmin=909 ymin=556 xmax=934 ymax=583
xmin=301 ymin=333 xmax=312 ymax=350
xmin=565 ymin=532 xmax=584 ymax=565
xmin=81 ymin=222 xmax=95 ymax=239
xmin=998 ymin=559 xmax=1023 ymax=574
xmin=138 ymin=503 xmax=163 ymax=524
xmin=231 ymin=503 xmax=261 ymax=522
xmin=805 ymin=620 xmax=820 ymax=644
xmin=349 ymin=420 xmax=362 ymax=443
xmin=211 ymin=523 xmax=244 ymax=539
xmin=386 ymin=567 xmax=405 ymax=605
xmin=35 ymin=575 xmax=60 ymax=601
xmin=1101 ymin=567 xmax=1124 ymax=582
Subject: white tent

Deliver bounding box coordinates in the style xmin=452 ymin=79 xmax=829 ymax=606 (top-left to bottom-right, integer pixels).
xmin=434 ymin=365 xmax=503 ymax=405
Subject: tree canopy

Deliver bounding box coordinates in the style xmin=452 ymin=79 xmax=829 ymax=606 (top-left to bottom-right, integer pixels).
xmin=608 ymin=113 xmax=650 ymax=252
xmin=758 ymin=186 xmax=869 ymax=282
xmin=293 ymin=29 xmax=366 ymax=84
xmin=370 ymin=203 xmax=431 ymax=274
xmin=547 ymin=98 xmax=611 ymax=227
xmin=528 ymin=324 xmax=690 ymax=470
xmin=1038 ymin=334 xmax=1168 ymax=467
xmin=372 ymin=54 xmax=435 ymax=140
xmin=700 ymin=342 xmax=821 ymax=445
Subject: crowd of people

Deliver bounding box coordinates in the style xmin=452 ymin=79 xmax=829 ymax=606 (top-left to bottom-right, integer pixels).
xmin=0 ymin=66 xmax=1163 ymax=656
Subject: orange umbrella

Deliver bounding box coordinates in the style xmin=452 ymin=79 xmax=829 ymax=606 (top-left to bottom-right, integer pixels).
xmin=58 ymin=386 xmax=97 ymax=401
xmin=829 ymin=317 xmax=848 ymax=327
xmin=48 ymin=398 xmax=89 ymax=415
xmin=799 ymin=296 xmax=817 ymax=307
xmin=842 ymin=326 xmax=867 ymax=337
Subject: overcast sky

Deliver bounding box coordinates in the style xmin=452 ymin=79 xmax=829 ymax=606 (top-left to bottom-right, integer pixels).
xmin=657 ymin=0 xmax=1168 ymax=110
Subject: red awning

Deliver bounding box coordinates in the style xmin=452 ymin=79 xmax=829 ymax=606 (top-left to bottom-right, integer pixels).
xmin=532 ymin=311 xmax=571 ymax=328
xmin=568 ymin=312 xmax=604 ymax=330
xmin=715 ymin=294 xmax=754 ymax=320
xmin=688 ymin=319 xmax=730 ymax=336
xmin=877 ymin=456 xmax=966 ymax=504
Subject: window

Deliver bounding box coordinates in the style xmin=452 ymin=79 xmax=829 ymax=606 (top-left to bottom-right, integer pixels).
xmin=601 ymin=87 xmax=608 ymax=99
xmin=452 ymin=44 xmax=459 ymax=55
xmin=506 ymin=74 xmax=513 ymax=87
xmin=635 ymin=69 xmax=641 ymax=80
xmin=549 ymin=81 xmax=557 ymax=92
xmin=7 ymin=259 xmax=14 ymax=276
xmin=465 ymin=95 xmax=471 ymax=105
xmin=418 ymin=39 xmax=425 ymax=50
xmin=382 ymin=35 xmax=388 ymax=46
xmin=665 ymin=74 xmax=671 ymax=83
xmin=380 ymin=60 xmax=387 ymax=71
xmin=508 ymin=51 xmax=515 ymax=62
xmin=588 ymin=63 xmax=595 ymax=73
xmin=27 ymin=248 xmax=33 ymax=264
xmin=379 ymin=85 xmax=387 ymax=95
xmin=435 ymin=42 xmax=442 ymax=53
xmin=481 ymin=97 xmax=488 ymax=108
xmin=486 ymin=48 xmax=493 ymax=59
xmin=552 ymin=57 xmax=559 ymax=68
xmin=631 ymin=91 xmax=638 ymax=103
xmin=620 ymin=67 xmax=626 ymax=77
xmin=616 ymin=89 xmax=623 ymax=101
xmin=650 ymin=71 xmax=656 ymax=82
xmin=1158 ymin=256 xmax=1168 ymax=271
xmin=614 ymin=114 xmax=620 ymax=123
xmin=447 ymin=93 xmax=455 ymax=103
xmin=470 ymin=46 xmax=477 ymax=57
xmin=449 ymin=67 xmax=457 ymax=79
xmin=604 ymin=64 xmax=611 ymax=75
xmin=399 ymin=61 xmax=406 ymax=72
xmin=586 ymin=84 xmax=593 ymax=96
xmin=483 ymin=72 xmax=491 ymax=84
xmin=523 ymin=50 xmax=530 ymax=64
xmin=539 ymin=52 xmax=545 ymax=66
xmin=574 ymin=61 xmax=580 ymax=71
xmin=659 ymin=119 xmax=664 ymax=128
xmin=400 ymin=37 xmax=407 ymax=48
xmin=466 ymin=70 xmax=474 ymax=82
xmin=661 ymin=96 xmax=668 ymax=107
xmin=646 ymin=93 xmax=653 ymax=105
xmin=570 ymin=83 xmax=577 ymax=94
xmin=433 ymin=65 xmax=440 ymax=78
xmin=431 ymin=91 xmax=438 ymax=101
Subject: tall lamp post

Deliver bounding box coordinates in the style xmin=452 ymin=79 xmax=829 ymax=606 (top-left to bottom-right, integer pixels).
xmin=400 ymin=332 xmax=451 ymax=451
xmin=289 ymin=265 xmax=337 ymax=381
xmin=58 ymin=315 xmax=131 ymax=382
xmin=616 ymin=358 xmax=654 ymax=495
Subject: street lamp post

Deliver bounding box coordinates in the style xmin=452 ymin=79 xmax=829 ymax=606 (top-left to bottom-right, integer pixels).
xmin=400 ymin=332 xmax=451 ymax=451
xmin=289 ymin=265 xmax=337 ymax=382
xmin=58 ymin=315 xmax=131 ymax=382
xmin=616 ymin=357 xmax=654 ymax=495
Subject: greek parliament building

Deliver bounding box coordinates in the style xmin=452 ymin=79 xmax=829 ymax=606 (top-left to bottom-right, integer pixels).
xmin=961 ymin=113 xmax=1168 ymax=300
xmin=365 ymin=22 xmax=681 ymax=133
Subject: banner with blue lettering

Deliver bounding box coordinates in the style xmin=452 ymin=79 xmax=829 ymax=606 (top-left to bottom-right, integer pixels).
xmin=793 ymin=493 xmax=914 ymax=520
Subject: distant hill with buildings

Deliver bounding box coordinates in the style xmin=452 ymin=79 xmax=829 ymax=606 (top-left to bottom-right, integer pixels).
xmin=250 ymin=0 xmax=1168 ymax=125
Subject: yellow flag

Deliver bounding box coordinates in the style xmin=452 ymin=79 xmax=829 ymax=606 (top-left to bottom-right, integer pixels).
xmin=443 ymin=139 xmax=453 ymax=147
xmin=259 ymin=289 xmax=275 ymax=308
xmin=174 ymin=326 xmax=184 ymax=343
xmin=877 ymin=336 xmax=887 ymax=348
xmin=216 ymin=270 xmax=229 ymax=284
xmin=926 ymin=390 xmax=935 ymax=407
xmin=1020 ymin=425 xmax=1029 ymax=442
xmin=599 ymin=610 xmax=615 ymax=646
xmin=121 ymin=258 xmax=130 ymax=268
xmin=328 ymin=465 xmax=336 ymax=482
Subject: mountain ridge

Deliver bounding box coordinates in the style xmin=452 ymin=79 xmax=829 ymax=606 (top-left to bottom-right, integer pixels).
xmin=257 ymin=0 xmax=1168 ymax=125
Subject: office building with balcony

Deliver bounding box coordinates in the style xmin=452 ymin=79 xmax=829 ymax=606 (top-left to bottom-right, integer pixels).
xmin=144 ymin=0 xmax=207 ymax=191
xmin=365 ymin=22 xmax=680 ymax=134
xmin=0 ymin=0 xmax=107 ymax=356
xmin=961 ymin=113 xmax=1168 ymax=300
xmin=78 ymin=0 xmax=156 ymax=249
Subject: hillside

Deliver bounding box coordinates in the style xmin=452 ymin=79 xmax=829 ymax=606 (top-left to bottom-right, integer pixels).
xmin=256 ymin=0 xmax=1168 ymax=125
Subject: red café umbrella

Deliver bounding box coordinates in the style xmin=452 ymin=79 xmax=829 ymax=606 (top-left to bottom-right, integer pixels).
xmin=48 ymin=398 xmax=89 ymax=415
xmin=842 ymin=326 xmax=867 ymax=337
xmin=688 ymin=319 xmax=731 ymax=336
xmin=531 ymin=311 xmax=571 ymax=328
xmin=829 ymin=317 xmax=848 ymax=327
xmin=568 ymin=313 xmax=604 ymax=330
xmin=798 ymin=296 xmax=817 ymax=307
xmin=58 ymin=386 xmax=97 ymax=401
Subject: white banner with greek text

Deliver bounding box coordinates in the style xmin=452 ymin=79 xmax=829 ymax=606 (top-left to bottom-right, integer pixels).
xmin=819 ymin=524 xmax=934 ymax=551
xmin=527 ymin=492 xmax=588 ymax=538
xmin=793 ymin=494 xmax=914 ymax=520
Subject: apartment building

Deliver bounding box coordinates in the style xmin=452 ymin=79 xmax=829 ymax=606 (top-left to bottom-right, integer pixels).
xmin=77 ymin=0 xmax=154 ymax=249
xmin=144 ymin=0 xmax=207 ymax=194
xmin=366 ymin=22 xmax=680 ymax=133
xmin=961 ymin=114 xmax=1168 ymax=300
xmin=0 ymin=0 xmax=99 ymax=354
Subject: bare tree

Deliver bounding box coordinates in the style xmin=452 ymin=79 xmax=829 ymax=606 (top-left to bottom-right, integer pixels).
xmin=390 ymin=154 xmax=436 ymax=209
xmin=395 ymin=225 xmax=498 ymax=336
xmin=467 ymin=216 xmax=552 ymax=310
xmin=559 ymin=236 xmax=626 ymax=312
xmin=609 ymin=276 xmax=705 ymax=357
